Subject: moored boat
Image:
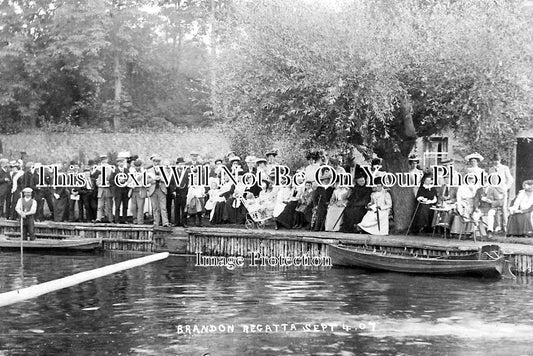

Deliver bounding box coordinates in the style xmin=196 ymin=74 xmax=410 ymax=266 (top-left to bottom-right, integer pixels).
xmin=329 ymin=244 xmax=507 ymax=277
xmin=0 ymin=236 xmax=102 ymax=251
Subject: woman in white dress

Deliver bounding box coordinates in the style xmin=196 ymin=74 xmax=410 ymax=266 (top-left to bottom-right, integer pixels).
xmin=507 ymin=180 xmax=533 ymax=236
xmin=358 ymin=178 xmax=392 ymax=235
xmin=325 ymin=184 xmax=351 ymax=232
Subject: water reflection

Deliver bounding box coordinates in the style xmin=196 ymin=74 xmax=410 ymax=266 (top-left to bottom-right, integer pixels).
xmin=0 ymin=252 xmax=533 ymax=355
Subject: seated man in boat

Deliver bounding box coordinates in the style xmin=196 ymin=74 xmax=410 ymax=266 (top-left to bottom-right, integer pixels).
xmin=15 ymin=187 xmax=37 ymax=241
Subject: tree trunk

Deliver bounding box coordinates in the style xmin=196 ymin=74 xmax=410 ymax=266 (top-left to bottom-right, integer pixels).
xmin=113 ymin=53 xmax=122 ymax=131
xmin=381 ymin=150 xmax=416 ymax=234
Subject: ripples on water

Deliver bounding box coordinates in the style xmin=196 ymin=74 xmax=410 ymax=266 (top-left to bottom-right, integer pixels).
xmin=1 ymin=251 xmax=533 ymax=355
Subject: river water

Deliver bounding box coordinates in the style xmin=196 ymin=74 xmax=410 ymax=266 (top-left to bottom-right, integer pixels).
xmin=1 ymin=251 xmax=533 ymax=355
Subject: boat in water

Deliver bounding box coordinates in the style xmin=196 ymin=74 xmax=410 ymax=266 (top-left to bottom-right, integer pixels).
xmin=329 ymin=243 xmax=511 ymax=277
xmin=0 ymin=236 xmax=101 ymax=251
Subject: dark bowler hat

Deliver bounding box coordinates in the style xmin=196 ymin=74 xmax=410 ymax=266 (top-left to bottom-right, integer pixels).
xmin=176 ymin=157 xmax=185 ymax=164
xmin=88 ymin=159 xmax=96 ymax=166
xmin=265 ymin=150 xmax=278 ymax=157
xmin=133 ymin=159 xmax=143 ymax=167
xmin=371 ymin=158 xmax=382 ymax=166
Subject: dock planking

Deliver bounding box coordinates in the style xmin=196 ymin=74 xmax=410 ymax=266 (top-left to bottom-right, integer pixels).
xmin=1 ymin=219 xmax=533 ymax=274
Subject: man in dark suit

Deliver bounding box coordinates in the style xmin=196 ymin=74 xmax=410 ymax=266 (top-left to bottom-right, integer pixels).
xmin=79 ymin=160 xmax=97 ymax=222
xmin=0 ymin=158 xmax=12 ymax=218
xmin=110 ymin=154 xmax=130 ymax=223
xmin=174 ymin=157 xmax=189 ymax=227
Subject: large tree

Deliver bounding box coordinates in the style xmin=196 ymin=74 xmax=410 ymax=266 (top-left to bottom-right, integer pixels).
xmin=213 ymin=0 xmax=533 ymax=231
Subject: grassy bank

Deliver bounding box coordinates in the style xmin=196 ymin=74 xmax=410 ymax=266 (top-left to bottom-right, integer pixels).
xmin=0 ymin=127 xmax=230 ymax=164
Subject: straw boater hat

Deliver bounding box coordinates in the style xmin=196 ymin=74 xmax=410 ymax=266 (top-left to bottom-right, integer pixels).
xmin=255 ymin=158 xmax=267 ymax=165
xmin=440 ymin=157 xmax=454 ymax=165
xmin=190 ymin=151 xmax=199 ymax=156
xmin=22 ymin=187 xmax=33 ymax=193
xmin=408 ymin=154 xmax=420 ymax=162
xmin=465 ymin=152 xmax=484 ymax=162
xmin=229 ymin=156 xmax=241 ymax=163
xmin=214 ymin=158 xmax=223 ymax=164
xmin=265 ymin=150 xmax=278 ymax=157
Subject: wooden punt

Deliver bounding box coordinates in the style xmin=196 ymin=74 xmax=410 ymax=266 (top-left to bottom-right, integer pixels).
xmin=0 ymin=236 xmax=102 ymax=251
xmin=329 ymin=244 xmax=506 ymax=277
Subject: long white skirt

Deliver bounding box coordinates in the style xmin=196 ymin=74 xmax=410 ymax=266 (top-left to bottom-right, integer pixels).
xmin=325 ymin=206 xmax=344 ymax=232
xmin=358 ymin=208 xmax=390 ymax=235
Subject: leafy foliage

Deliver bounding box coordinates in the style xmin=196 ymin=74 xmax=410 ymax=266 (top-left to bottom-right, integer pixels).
xmin=0 ymin=0 xmax=216 ymax=133
xmin=214 ymin=0 xmax=533 ymax=165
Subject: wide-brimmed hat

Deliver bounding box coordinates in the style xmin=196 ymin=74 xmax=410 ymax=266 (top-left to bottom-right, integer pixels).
xmin=214 ymin=158 xmax=223 ymax=164
xmin=117 ymin=151 xmax=130 ymax=160
xmin=151 ymin=154 xmax=162 ymax=161
xmin=22 ymin=187 xmax=33 ymax=193
xmin=229 ymin=156 xmax=241 ymax=163
xmin=190 ymin=151 xmax=199 ymax=157
xmin=99 ymin=154 xmax=108 ymax=159
xmin=465 ymin=152 xmax=484 ymax=162
xmin=440 ymin=157 xmax=454 ymax=165
xmin=522 ymin=180 xmax=533 ymax=187
xmin=255 ymin=158 xmax=267 ymax=164
xmin=245 ymin=155 xmax=256 ymax=163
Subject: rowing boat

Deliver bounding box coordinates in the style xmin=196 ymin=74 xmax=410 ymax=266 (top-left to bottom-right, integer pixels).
xmin=329 ymin=244 xmax=507 ymax=277
xmin=0 ymin=236 xmax=101 ymax=251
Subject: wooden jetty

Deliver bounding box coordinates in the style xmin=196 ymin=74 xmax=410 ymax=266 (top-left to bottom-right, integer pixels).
xmin=2 ymin=219 xmax=533 ymax=275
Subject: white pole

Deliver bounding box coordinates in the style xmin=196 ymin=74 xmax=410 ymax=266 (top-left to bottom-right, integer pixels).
xmin=0 ymin=252 xmax=169 ymax=308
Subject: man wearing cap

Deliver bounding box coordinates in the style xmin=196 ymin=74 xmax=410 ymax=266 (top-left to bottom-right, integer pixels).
xmin=146 ymin=155 xmax=170 ymax=227
xmin=188 ymin=151 xmax=201 ymax=166
xmin=129 ymin=159 xmax=148 ymax=225
xmin=94 ymin=154 xmax=114 ymax=223
xmin=0 ymin=158 xmax=12 ymax=218
xmin=16 ymin=187 xmax=37 ymax=240
xmin=110 ymin=154 xmax=130 ymax=223
xmin=489 ymin=153 xmax=514 ymax=229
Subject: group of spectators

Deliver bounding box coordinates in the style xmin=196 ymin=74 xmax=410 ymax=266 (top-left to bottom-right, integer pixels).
xmin=2 ymin=149 xmax=532 ymax=238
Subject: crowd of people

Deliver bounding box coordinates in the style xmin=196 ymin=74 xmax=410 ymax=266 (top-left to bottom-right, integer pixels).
xmin=3 ymin=149 xmax=533 ymax=240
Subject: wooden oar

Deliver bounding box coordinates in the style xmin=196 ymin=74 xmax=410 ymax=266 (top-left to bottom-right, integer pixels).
xmin=0 ymin=252 xmax=169 ymax=308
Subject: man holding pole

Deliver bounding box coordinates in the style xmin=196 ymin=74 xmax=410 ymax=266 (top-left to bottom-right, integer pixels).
xmin=15 ymin=187 xmax=37 ymax=241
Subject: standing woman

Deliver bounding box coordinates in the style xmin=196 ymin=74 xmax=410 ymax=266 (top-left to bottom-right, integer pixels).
xmin=412 ymin=175 xmax=438 ymax=234
xmin=507 ymin=180 xmax=533 ymax=237
xmin=358 ymin=177 xmax=392 ymax=235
